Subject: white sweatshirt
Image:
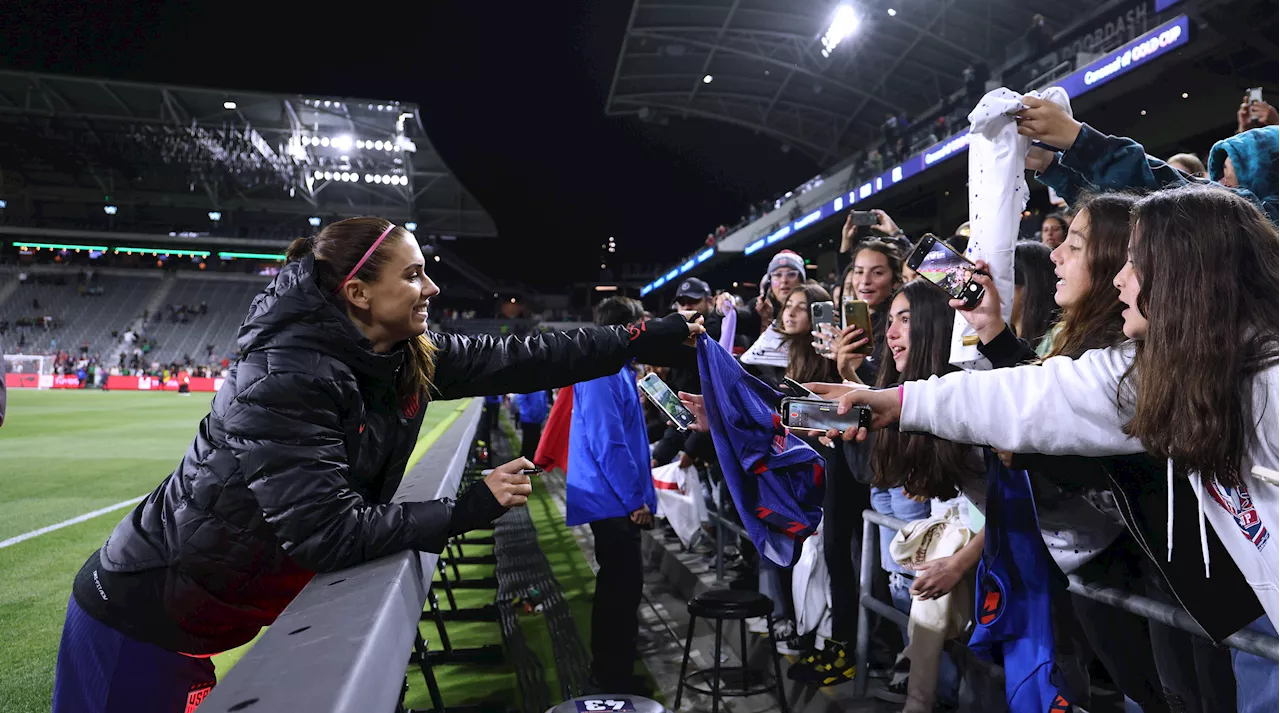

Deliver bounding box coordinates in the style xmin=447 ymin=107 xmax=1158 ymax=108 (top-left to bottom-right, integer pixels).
xmin=901 ymin=345 xmax=1280 ymax=628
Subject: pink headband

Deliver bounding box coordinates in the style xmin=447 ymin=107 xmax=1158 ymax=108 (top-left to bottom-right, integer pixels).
xmin=334 ymin=223 xmax=396 ymax=294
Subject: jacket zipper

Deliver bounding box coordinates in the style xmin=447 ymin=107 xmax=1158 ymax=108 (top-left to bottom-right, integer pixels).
xmin=1109 ymin=474 xmax=1214 ymax=641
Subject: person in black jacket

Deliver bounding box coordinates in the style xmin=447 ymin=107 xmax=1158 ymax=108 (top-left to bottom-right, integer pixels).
xmin=52 ymin=217 xmax=701 ymax=713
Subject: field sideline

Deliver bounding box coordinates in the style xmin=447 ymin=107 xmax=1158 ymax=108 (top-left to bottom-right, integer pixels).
xmin=0 ymin=389 xmax=461 ymax=713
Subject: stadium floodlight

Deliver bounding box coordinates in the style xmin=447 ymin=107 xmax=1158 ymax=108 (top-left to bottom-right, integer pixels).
xmin=405 ymin=221 xmax=418 ymax=231
xmin=887 ymin=8 xmax=896 ymax=16
xmin=103 ymin=205 xmax=118 ymax=215
xmin=820 ymin=4 xmax=858 ymax=57
xmin=703 ymin=74 xmax=713 ymax=84
xmin=320 ymin=137 xmax=331 ymax=147
xmin=223 ymin=101 xmax=237 ymax=110
xmin=373 ymin=140 xmax=385 ymax=151
xmin=332 ymin=134 xmax=353 ymax=152
xmin=323 ymin=172 xmax=333 ymax=180
xmin=313 ymin=170 xmax=323 ymax=180
xmin=208 ymin=211 xmax=222 ymax=221
xmin=308 ymin=216 xmax=322 ymax=227
xmin=218 ymin=251 xmax=286 ymax=261
xmin=364 ymin=174 xmax=374 ymax=183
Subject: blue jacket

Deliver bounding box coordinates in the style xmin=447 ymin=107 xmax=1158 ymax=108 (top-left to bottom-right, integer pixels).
xmin=970 ymin=451 xmax=1079 ymax=712
xmin=565 ymin=365 xmax=655 ymax=526
xmin=695 ymin=335 xmax=825 ymax=567
xmin=514 ymin=391 xmax=550 ymax=424
xmin=1038 ymin=123 xmax=1277 ymax=224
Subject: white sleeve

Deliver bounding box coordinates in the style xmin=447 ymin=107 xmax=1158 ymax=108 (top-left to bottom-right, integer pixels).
xmin=900 ymin=345 xmax=1143 ymax=456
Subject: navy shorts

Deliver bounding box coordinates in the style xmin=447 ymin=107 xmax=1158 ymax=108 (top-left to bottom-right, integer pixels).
xmin=53 ymin=597 xmax=216 ymax=713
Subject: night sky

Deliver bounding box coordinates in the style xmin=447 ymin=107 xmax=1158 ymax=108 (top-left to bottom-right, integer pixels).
xmin=0 ymin=1 xmax=822 ymax=287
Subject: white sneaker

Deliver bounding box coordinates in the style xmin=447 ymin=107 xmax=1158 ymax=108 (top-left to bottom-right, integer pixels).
xmin=772 ymin=619 xmax=804 ymax=656
xmin=746 ymin=617 xmax=768 ymax=634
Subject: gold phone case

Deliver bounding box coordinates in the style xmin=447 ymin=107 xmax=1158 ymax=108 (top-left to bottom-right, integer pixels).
xmin=841 ymin=299 xmax=874 ymax=355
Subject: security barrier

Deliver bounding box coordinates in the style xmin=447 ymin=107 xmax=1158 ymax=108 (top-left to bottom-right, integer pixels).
xmin=198 ymin=399 xmax=483 ymax=713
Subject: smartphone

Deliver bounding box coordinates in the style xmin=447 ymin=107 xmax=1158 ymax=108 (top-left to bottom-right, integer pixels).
xmin=1249 ymin=87 xmax=1264 ymax=104
xmin=841 ymin=298 xmax=874 ymax=355
xmin=849 ymin=210 xmax=879 ymax=226
xmin=906 ymin=233 xmax=985 ymax=310
xmin=638 ymin=372 xmax=697 ymax=431
xmin=781 ymin=397 xmax=872 ymax=433
xmin=782 ymin=377 xmax=817 ymax=399
xmin=810 ymin=300 xmax=835 ymax=329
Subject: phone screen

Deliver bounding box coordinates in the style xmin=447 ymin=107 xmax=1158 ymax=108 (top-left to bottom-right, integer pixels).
xmin=639 ymin=373 xmax=697 ymax=431
xmin=1249 ymin=87 xmax=1264 ymax=103
xmin=783 ymin=398 xmax=869 ymax=432
xmin=915 ymin=239 xmax=977 ymax=300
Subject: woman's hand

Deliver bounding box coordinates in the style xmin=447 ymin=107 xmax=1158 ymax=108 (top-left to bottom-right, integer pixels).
xmin=630 ymin=504 xmax=654 ymax=528
xmin=1016 ymin=96 xmax=1083 ymax=151
xmin=831 ymin=325 xmax=870 ymax=382
xmin=948 ymin=259 xmax=1005 ymax=344
xmin=814 ymin=386 xmax=901 ymax=442
xmin=676 ymin=311 xmax=706 ymax=346
xmin=811 ymin=323 xmax=837 ymax=359
xmin=1025 ymin=145 xmax=1055 ymax=173
xmin=755 ymin=295 xmax=774 ymax=327
xmin=869 ymin=209 xmax=901 ymax=237
xmin=716 ymin=293 xmax=737 ymax=317
xmin=677 ymin=392 xmax=709 ymax=433
xmin=484 ymin=458 xmax=536 ymax=508
xmin=910 ymin=555 xmax=967 ymax=600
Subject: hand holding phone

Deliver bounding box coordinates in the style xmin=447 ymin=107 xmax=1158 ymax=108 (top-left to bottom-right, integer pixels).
xmin=907 ymin=234 xmax=985 ymax=310
xmin=782 ymin=397 xmax=871 ymax=433
xmin=841 ymin=299 xmax=874 ymax=355
xmin=639 ymin=373 xmax=698 ymax=431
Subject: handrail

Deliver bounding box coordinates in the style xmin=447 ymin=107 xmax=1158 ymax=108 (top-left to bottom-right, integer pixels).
xmin=851 ymin=508 xmax=1279 ymax=696
xmin=200 ymin=398 xmax=484 ymax=713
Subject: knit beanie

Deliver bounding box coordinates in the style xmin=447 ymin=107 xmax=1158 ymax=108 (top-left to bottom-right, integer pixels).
xmin=766 ymin=250 xmax=807 ymax=281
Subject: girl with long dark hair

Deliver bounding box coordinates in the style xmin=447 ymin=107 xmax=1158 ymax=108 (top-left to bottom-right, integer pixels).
xmin=825 ymin=186 xmax=1280 ymax=710
xmin=865 ymin=280 xmax=984 ymax=706
xmin=781 ymin=284 xmax=840 ymax=384
xmin=826 ymin=240 xmax=905 ymax=384
xmin=52 ymin=218 xmax=700 ymax=712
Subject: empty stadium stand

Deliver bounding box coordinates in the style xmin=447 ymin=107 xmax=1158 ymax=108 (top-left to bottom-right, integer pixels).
xmin=142 ymin=274 xmax=268 ymax=365
xmin=0 ymin=266 xmax=163 ymax=358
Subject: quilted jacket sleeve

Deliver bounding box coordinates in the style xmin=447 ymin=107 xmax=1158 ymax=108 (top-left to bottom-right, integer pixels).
xmin=225 ymin=370 xmax=475 ymax=572
xmin=429 ymin=314 xmax=696 ymax=401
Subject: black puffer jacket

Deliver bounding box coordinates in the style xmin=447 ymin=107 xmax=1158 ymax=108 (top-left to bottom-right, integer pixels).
xmin=73 ymin=255 xmax=694 ymax=654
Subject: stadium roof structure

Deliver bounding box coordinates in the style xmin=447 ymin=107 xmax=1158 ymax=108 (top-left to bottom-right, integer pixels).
xmin=605 ymin=0 xmax=1103 ymax=164
xmin=0 ymin=70 xmax=496 ymax=238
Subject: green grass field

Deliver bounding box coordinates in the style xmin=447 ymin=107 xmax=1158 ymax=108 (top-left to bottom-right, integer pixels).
xmin=0 ymin=390 xmax=460 ymax=713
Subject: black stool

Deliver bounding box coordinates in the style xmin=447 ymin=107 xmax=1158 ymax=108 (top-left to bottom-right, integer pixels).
xmin=673 ymin=589 xmax=788 ymax=713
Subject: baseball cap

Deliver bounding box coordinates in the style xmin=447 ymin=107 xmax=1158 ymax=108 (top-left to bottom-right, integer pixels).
xmin=674 ymin=277 xmax=711 ymax=302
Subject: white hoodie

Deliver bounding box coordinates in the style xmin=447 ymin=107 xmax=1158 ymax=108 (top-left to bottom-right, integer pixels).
xmin=900 ymin=345 xmax=1280 ymax=628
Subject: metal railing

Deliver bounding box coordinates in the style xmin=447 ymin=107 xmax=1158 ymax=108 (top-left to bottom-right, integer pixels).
xmin=851 ymin=509 xmax=1280 ymax=697
xmin=199 ymin=398 xmax=483 ymax=713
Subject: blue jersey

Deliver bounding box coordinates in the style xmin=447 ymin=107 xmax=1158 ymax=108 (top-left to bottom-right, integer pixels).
xmin=969 ymin=452 xmax=1077 ymax=712
xmin=695 ymin=335 xmax=824 ymax=567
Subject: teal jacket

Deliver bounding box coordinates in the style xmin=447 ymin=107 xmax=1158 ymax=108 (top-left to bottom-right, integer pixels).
xmin=1037 ymin=123 xmax=1278 ymax=224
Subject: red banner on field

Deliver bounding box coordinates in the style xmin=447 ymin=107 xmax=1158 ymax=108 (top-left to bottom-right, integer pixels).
xmin=4 ymin=374 xmax=81 ymax=389
xmin=105 ymin=376 xmax=224 ymax=392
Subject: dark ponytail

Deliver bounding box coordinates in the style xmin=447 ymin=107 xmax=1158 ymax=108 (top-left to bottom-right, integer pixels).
xmin=286 ymin=235 xmax=315 ymax=262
